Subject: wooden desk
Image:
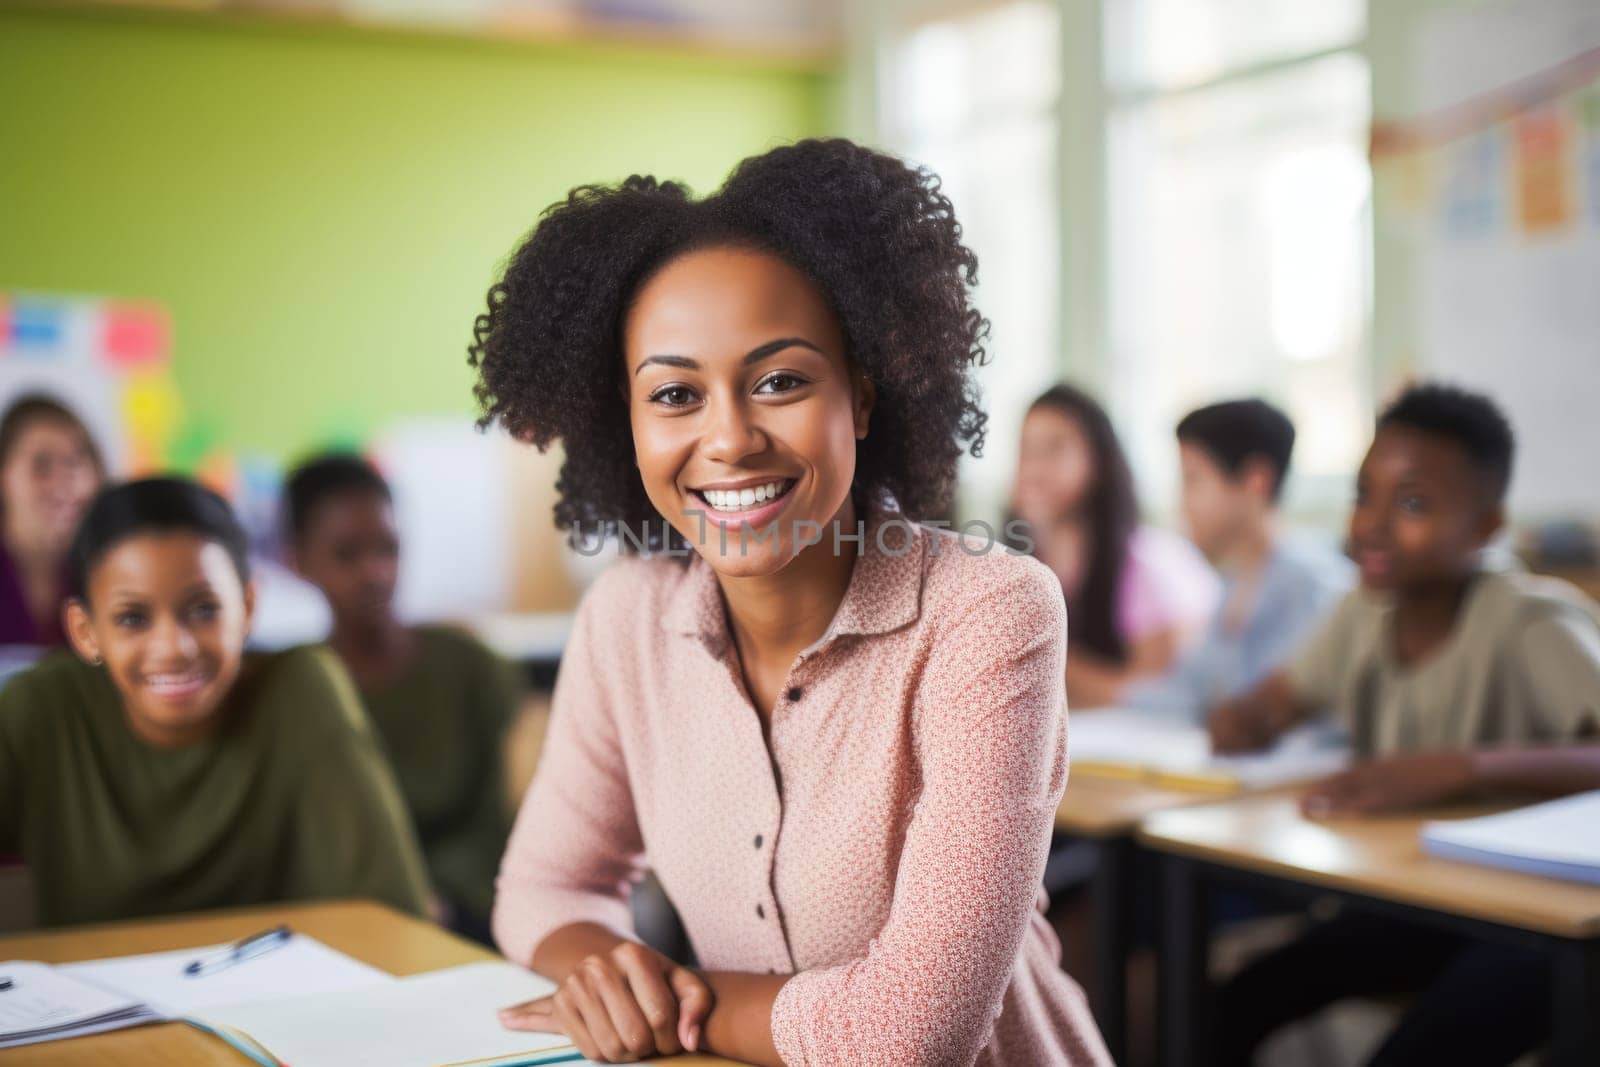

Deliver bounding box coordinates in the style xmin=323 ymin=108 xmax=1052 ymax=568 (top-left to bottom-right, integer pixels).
xmin=1138 ymin=793 xmax=1600 ymax=1067
xmin=0 ymin=900 xmax=738 ymax=1067
xmin=1053 ymin=772 xmax=1216 ymax=1063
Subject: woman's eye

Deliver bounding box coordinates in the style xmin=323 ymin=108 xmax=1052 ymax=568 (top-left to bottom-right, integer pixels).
xmin=114 ymin=612 xmax=147 ymax=629
xmin=190 ymin=602 xmax=221 ymax=623
xmin=648 ymin=385 xmax=698 ymax=407
xmin=1399 ymin=494 xmax=1426 ymax=514
xmin=755 ymin=373 xmax=806 ymax=395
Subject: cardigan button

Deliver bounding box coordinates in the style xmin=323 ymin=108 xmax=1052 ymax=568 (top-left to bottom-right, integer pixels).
xmin=756 ymin=903 xmax=765 ymax=919
xmin=786 ymin=686 xmax=803 ymax=702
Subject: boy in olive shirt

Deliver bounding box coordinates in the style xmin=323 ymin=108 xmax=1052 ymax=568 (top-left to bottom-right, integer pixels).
xmin=0 ymin=478 xmax=429 ymax=926
xmin=1208 ymin=384 xmax=1600 ymax=1065
xmin=286 ymin=454 xmax=518 ymax=945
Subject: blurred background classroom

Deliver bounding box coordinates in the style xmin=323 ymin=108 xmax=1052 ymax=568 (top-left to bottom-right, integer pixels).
xmin=1 ymin=0 xmax=1598 ymax=1064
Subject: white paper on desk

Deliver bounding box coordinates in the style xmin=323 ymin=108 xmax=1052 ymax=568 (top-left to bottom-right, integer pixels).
xmin=1069 ymin=708 xmax=1350 ymax=788
xmin=196 ymin=960 xmax=577 ymax=1067
xmin=61 ymin=932 xmax=394 ymax=1014
xmin=1422 ymin=790 xmax=1600 ymax=885
xmin=0 ymin=960 xmax=163 ymax=1048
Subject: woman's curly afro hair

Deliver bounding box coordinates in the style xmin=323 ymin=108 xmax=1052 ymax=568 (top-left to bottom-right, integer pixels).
xmin=468 ymin=137 xmax=990 ymax=549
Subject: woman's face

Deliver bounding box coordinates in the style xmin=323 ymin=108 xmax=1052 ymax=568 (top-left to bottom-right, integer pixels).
xmin=1013 ymin=406 xmax=1096 ymax=524
xmin=1 ymin=418 xmax=101 ymax=552
xmin=624 ymin=246 xmax=873 ymax=578
xmin=65 ymin=533 xmax=254 ymax=748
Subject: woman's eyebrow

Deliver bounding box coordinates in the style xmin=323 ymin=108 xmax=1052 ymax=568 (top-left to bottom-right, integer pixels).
xmin=635 ymin=354 xmax=699 ymax=376
xmin=743 ymin=337 xmax=823 ymax=365
xmin=634 ymin=337 xmax=824 ymax=377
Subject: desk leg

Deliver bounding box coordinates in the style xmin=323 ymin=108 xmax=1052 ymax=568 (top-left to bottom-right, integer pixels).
xmin=1549 ymin=938 xmax=1600 ymax=1066
xmin=1090 ymin=837 xmax=1134 ymax=1064
xmin=1158 ymin=855 xmax=1209 ymax=1067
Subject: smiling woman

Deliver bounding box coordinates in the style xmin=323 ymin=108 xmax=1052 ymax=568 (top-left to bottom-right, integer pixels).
xmin=475 ymin=139 xmax=1111 ymax=1066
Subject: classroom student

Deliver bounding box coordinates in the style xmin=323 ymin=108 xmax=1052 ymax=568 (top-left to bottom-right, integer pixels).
xmin=285 ymin=453 xmax=519 ymax=945
xmin=1124 ymin=398 xmax=1352 ymax=720
xmin=1011 ymin=383 xmax=1218 ymax=708
xmin=0 ymin=477 xmax=430 ymax=927
xmin=476 ymin=139 xmax=1111 ymax=1065
xmin=0 ymin=394 xmax=105 ymax=647
xmin=1207 ymin=383 xmax=1600 ymax=1066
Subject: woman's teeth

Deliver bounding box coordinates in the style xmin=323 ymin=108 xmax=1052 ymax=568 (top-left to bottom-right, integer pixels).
xmin=699 ymin=481 xmax=791 ymax=512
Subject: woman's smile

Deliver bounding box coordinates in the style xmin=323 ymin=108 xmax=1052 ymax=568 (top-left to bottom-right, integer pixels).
xmin=687 ymin=476 xmax=798 ymax=526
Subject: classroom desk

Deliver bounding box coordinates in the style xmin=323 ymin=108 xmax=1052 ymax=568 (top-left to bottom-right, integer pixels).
xmin=0 ymin=900 xmax=739 ymax=1067
xmin=1054 ymin=772 xmax=1217 ymax=1064
xmin=1138 ymin=792 xmax=1600 ymax=1067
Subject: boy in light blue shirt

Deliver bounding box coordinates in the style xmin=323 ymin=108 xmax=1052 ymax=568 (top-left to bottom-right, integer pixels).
xmin=1126 ymin=398 xmax=1351 ymax=720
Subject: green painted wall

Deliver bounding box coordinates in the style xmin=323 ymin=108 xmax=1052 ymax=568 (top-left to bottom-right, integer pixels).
xmin=0 ymin=7 xmax=834 ymax=462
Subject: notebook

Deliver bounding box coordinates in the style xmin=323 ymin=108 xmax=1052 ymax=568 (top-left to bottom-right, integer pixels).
xmin=195 ymin=960 xmax=584 ymax=1067
xmin=1068 ymin=708 xmax=1350 ymax=792
xmin=1421 ymin=790 xmax=1600 ymax=886
xmin=3 ymin=933 xmax=588 ymax=1065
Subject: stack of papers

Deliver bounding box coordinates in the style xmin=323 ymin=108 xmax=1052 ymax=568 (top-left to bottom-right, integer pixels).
xmin=1068 ymin=708 xmax=1350 ymax=792
xmin=61 ymin=932 xmax=395 ymax=1013
xmin=0 ymin=961 xmax=163 ymax=1049
xmin=1422 ymin=790 xmax=1600 ymax=886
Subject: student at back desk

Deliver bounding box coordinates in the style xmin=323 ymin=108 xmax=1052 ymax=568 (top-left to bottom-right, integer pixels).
xmin=1208 ymin=383 xmax=1600 ymax=1066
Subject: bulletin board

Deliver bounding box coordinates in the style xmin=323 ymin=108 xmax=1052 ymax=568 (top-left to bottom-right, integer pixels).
xmin=0 ymin=293 xmax=177 ymax=477
xmin=1373 ymin=0 xmax=1600 ymax=519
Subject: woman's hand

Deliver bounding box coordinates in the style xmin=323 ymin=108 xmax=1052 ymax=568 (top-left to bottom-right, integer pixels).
xmin=1300 ymin=752 xmax=1476 ymax=817
xmin=499 ymin=941 xmax=713 ymax=1063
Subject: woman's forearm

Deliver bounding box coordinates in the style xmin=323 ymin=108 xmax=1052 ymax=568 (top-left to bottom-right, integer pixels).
xmin=700 ymin=971 xmax=788 ymax=1066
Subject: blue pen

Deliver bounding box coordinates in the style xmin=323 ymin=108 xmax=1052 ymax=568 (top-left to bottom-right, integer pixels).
xmin=183 ymin=925 xmax=292 ymax=977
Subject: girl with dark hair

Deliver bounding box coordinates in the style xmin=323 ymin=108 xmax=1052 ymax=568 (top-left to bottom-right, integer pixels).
xmin=482 ymin=139 xmax=1110 ymax=1065
xmin=0 ymin=393 xmax=105 ymax=646
xmin=0 ymin=477 xmax=430 ymax=926
xmin=1013 ymin=383 xmax=1217 ymax=708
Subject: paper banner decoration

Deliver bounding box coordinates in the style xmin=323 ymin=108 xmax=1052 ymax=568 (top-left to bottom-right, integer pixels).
xmin=1441 ymin=129 xmax=1505 ymax=239
xmin=1581 ymin=84 xmax=1600 ymax=226
xmin=196 ymin=451 xmax=240 ymax=502
xmin=1514 ymin=104 xmax=1576 ymax=233
xmin=101 ymin=302 xmax=172 ymax=369
xmin=9 ymin=300 xmax=66 ymax=352
xmin=121 ymin=372 xmax=185 ymax=473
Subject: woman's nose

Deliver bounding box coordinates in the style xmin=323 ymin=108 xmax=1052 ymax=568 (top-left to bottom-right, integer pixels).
xmin=700 ymin=398 xmax=767 ymax=464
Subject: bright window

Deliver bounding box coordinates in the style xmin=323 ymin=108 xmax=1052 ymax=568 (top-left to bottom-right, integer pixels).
xmin=879 ymin=0 xmax=1062 ymax=521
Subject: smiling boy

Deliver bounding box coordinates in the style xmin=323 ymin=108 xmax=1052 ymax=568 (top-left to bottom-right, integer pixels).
xmin=1206 ymin=383 xmax=1600 ymax=1065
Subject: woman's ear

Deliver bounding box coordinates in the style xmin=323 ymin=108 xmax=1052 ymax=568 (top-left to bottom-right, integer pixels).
xmin=853 ymin=373 xmax=876 ymax=441
xmin=63 ymin=599 xmax=101 ymax=665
